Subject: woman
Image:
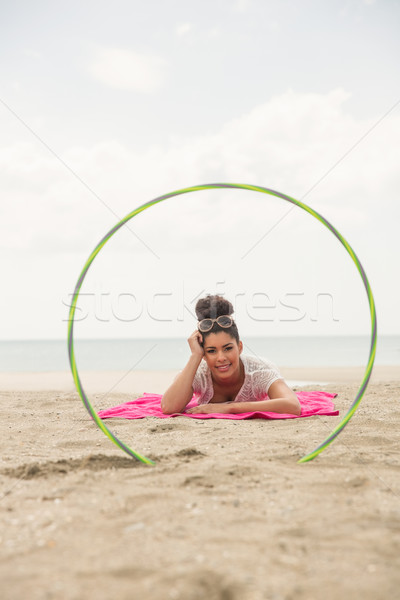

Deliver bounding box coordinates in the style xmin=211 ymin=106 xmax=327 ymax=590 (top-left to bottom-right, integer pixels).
xmin=161 ymin=295 xmax=301 ymax=416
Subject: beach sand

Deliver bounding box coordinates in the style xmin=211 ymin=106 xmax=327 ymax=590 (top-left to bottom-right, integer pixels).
xmin=0 ymin=367 xmax=399 ymax=599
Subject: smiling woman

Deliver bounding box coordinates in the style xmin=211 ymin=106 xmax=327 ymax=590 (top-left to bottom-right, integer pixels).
xmin=161 ymin=294 xmax=301 ymax=416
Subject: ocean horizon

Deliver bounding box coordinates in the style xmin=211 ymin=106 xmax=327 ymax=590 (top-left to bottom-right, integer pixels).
xmin=0 ymin=335 xmax=398 ymax=373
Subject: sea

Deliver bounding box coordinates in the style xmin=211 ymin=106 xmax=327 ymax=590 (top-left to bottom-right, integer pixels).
xmin=0 ymin=336 xmax=399 ymax=373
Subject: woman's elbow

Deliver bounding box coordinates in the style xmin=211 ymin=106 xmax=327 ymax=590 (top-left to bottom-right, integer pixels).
xmin=290 ymin=397 xmax=302 ymax=416
xmin=161 ymin=406 xmax=177 ymax=415
xmin=161 ymin=396 xmax=185 ymax=415
xmin=161 ymin=398 xmax=175 ymax=415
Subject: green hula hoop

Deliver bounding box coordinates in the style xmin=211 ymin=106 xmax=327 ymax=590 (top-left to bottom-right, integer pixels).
xmin=67 ymin=183 xmax=377 ymax=465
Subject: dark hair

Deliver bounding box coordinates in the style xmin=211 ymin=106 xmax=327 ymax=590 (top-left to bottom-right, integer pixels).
xmin=195 ymin=294 xmax=240 ymax=343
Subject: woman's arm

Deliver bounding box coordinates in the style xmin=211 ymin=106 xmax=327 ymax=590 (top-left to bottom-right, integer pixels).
xmin=161 ymin=331 xmax=204 ymax=414
xmin=187 ymin=380 xmax=301 ymax=416
xmin=228 ymin=397 xmax=301 ymax=416
xmin=253 ymin=379 xmax=301 ymax=415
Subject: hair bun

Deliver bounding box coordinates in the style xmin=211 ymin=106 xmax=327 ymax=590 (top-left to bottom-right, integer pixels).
xmin=195 ymin=295 xmax=234 ymax=320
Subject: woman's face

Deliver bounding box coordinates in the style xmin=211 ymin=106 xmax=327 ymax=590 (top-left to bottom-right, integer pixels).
xmin=202 ymin=331 xmax=243 ymax=381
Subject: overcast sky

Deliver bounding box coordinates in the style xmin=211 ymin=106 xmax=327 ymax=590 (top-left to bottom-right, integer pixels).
xmin=1 ymin=0 xmax=399 ymax=340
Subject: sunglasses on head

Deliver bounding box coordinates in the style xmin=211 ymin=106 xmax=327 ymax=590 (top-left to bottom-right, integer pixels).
xmin=197 ymin=315 xmax=234 ymax=332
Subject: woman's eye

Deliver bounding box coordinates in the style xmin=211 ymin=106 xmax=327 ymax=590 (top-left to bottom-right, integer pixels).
xmin=225 ymin=346 xmax=233 ymax=351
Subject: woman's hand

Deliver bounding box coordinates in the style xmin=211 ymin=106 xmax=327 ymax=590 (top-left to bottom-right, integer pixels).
xmin=188 ymin=330 xmax=205 ymax=358
xmin=186 ymin=403 xmax=232 ymax=414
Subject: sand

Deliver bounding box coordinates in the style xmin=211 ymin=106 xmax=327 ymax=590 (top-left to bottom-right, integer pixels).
xmin=0 ymin=368 xmax=399 ymax=600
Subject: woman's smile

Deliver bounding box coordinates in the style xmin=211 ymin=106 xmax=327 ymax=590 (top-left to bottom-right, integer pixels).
xmin=216 ymin=363 xmax=231 ymax=372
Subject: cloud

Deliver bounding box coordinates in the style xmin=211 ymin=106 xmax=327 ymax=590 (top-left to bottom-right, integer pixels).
xmin=23 ymin=48 xmax=42 ymax=59
xmin=88 ymin=46 xmax=168 ymax=93
xmin=3 ymin=88 xmax=399 ymax=258
xmin=233 ymin=0 xmax=252 ymax=13
xmin=175 ymin=23 xmax=192 ymax=36
xmin=2 ymin=88 xmax=399 ymax=337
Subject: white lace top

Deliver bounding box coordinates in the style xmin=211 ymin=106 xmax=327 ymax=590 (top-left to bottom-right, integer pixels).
xmin=192 ymin=354 xmax=284 ymax=405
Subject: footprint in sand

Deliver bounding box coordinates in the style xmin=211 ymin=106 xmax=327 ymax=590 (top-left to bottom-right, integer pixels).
xmin=148 ymin=422 xmax=194 ymax=433
xmin=1 ymin=454 xmax=148 ymax=479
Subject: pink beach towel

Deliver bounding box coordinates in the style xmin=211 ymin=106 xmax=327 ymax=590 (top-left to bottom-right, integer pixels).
xmin=97 ymin=391 xmax=338 ymax=421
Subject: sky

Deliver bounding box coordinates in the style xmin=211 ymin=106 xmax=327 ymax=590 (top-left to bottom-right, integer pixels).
xmin=1 ymin=0 xmax=399 ymax=340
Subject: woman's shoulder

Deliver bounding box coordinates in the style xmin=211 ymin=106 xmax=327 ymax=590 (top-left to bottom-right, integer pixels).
xmin=196 ymin=359 xmax=209 ymax=374
xmin=241 ymin=354 xmax=279 ymax=373
xmin=240 ymin=354 xmax=284 ymax=397
xmin=193 ymin=358 xmax=210 ymax=383
xmin=192 ymin=358 xmax=213 ymax=403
